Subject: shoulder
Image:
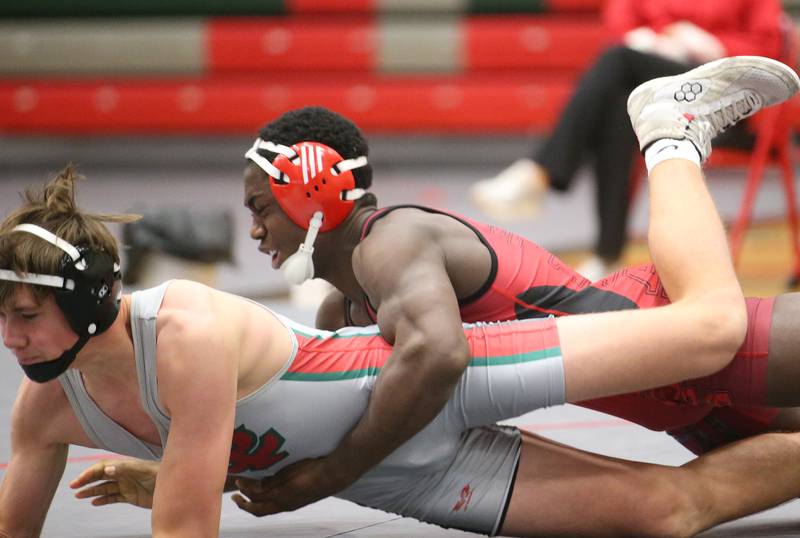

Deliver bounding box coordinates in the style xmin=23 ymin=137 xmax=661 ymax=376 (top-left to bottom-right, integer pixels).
xmin=154 ymin=280 xmax=240 ymax=366
xmin=366 ymin=206 xmax=438 ymax=237
xmin=355 ymin=210 xmax=442 ymax=266
xmin=153 ymin=287 xmax=240 ymax=413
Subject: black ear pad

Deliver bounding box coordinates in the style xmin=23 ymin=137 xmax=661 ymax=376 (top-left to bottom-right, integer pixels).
xmin=55 ymin=248 xmax=121 ymax=337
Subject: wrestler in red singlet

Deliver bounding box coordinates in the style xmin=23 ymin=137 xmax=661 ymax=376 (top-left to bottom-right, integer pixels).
xmin=350 ymin=205 xmax=776 ymax=455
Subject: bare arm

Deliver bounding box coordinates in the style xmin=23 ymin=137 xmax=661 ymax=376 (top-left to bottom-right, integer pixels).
xmin=150 ymin=317 xmax=238 ymax=538
xmin=233 ymin=231 xmax=472 ymax=515
xmin=0 ymin=385 xmax=69 ymax=538
xmin=326 ymin=229 xmax=470 ymax=481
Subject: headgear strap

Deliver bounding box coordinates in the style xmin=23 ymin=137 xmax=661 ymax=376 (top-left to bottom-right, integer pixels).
xmin=0 ymin=223 xmax=122 ymax=382
xmin=245 ymin=138 xmax=369 ymax=230
xmin=245 ymin=138 xmax=370 ymax=285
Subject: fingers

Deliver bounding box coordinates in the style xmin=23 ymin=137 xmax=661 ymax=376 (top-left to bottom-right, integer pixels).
xmin=74 ymin=480 xmax=122 ymax=504
xmin=90 ymin=494 xmax=126 ymax=507
xmin=231 ymin=493 xmax=278 ymax=517
xmin=235 ymin=477 xmax=266 ymax=495
xmin=69 ymin=461 xmax=117 ymax=488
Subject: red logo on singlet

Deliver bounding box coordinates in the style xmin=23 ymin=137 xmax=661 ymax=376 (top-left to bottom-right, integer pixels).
xmin=228 ymin=424 xmax=289 ymax=474
xmin=452 ymin=484 xmax=474 ymax=512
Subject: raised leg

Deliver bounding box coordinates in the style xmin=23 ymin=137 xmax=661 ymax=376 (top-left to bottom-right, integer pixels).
xmin=558 ymin=56 xmax=800 ymax=402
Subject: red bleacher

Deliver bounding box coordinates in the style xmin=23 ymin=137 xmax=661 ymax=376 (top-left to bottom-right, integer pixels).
xmin=208 ymin=17 xmax=377 ymax=73
xmin=1 ymin=6 xmax=799 ymax=135
xmin=0 ymin=14 xmax=607 ymax=134
xmin=0 ymin=74 xmax=575 ymax=134
xmin=466 ymin=16 xmax=607 ymax=70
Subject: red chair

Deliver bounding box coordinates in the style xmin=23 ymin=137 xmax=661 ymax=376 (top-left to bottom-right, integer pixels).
xmin=726 ymin=14 xmax=800 ymax=285
xmin=630 ymin=14 xmax=800 ymax=286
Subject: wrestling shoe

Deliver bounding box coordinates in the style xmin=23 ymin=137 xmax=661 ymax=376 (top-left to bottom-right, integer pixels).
xmin=627 ymin=56 xmax=800 ymax=162
xmin=470 ymin=159 xmax=547 ymax=220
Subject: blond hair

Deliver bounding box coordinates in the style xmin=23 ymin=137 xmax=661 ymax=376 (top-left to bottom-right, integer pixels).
xmin=0 ymin=164 xmax=140 ymax=307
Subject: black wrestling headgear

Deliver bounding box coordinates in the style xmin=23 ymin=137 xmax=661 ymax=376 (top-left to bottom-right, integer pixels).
xmin=0 ymin=223 xmax=122 ymax=382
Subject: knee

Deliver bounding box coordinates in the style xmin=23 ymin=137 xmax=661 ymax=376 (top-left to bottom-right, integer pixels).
xmin=618 ymin=473 xmax=700 ymax=538
xmin=691 ymin=291 xmax=748 ymax=374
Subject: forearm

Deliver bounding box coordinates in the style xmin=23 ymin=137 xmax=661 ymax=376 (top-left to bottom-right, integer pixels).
xmin=153 ymin=511 xmax=220 ymax=538
xmin=152 ymin=470 xmax=224 ymax=536
xmin=0 ymin=445 xmax=66 ymax=538
xmin=331 ymin=341 xmax=468 ymax=475
xmin=0 ymin=517 xmax=39 ymax=538
xmin=0 ymin=521 xmax=41 ymax=538
xmin=152 ymin=453 xmax=226 ymax=537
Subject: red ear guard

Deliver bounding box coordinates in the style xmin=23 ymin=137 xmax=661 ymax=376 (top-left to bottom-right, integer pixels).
xmin=245 ymin=139 xmax=368 ymax=232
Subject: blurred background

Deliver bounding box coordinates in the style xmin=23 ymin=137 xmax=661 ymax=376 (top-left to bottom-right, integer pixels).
xmin=3 ymin=2 xmax=800 ymax=536
xmin=1 ymin=0 xmax=799 ymax=307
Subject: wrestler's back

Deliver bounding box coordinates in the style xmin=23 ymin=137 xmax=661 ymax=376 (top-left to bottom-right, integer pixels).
xmin=61 ymin=282 xmax=566 ymax=481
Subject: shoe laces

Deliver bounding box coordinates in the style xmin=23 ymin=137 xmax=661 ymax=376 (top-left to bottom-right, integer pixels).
xmin=706 ymin=90 xmax=762 ymax=135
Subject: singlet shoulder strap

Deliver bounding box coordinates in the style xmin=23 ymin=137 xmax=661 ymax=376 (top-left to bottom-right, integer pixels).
xmin=359 ymin=206 xmax=393 ymax=240
xmin=359 ymin=204 xmax=497 ymax=310
xmin=130 ymin=281 xmax=173 ymax=448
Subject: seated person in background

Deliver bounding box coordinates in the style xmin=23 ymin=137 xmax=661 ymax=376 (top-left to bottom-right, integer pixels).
xmin=470 ymin=0 xmax=783 ymax=280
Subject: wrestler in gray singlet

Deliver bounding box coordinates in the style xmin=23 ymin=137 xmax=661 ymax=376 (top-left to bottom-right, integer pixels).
xmin=60 ymin=282 xmax=566 ymax=535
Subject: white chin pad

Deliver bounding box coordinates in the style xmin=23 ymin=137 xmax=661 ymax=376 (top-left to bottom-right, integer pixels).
xmin=282 ymin=248 xmax=314 ymax=285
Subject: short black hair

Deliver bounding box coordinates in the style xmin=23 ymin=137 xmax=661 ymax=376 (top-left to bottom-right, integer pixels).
xmin=257 ymin=106 xmax=373 ymax=190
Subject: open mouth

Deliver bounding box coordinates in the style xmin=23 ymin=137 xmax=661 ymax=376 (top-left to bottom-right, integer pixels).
xmin=262 ymin=248 xmax=280 ymax=268
xmin=258 ymin=243 xmax=282 ymax=269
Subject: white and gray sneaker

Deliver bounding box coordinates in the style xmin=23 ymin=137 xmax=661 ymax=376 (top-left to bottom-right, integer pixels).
xmin=627 ymin=56 xmax=800 ymax=162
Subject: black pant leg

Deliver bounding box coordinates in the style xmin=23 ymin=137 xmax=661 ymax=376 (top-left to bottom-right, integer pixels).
xmin=536 ymin=46 xmax=690 ymax=191
xmin=590 ymin=52 xmax=691 ymax=260
xmin=592 ymin=93 xmax=638 ymax=260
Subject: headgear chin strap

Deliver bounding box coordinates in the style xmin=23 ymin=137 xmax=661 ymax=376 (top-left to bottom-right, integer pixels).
xmin=245 ymin=139 xmax=369 ymax=285
xmin=280 ymin=211 xmax=322 ymax=285
xmin=0 ymin=223 xmax=122 ymax=383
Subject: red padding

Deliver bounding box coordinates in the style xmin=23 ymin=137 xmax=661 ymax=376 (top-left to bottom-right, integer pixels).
xmin=2 ymin=76 xmax=798 ymax=135
xmin=208 ymin=17 xmax=376 ymax=72
xmin=0 ymin=75 xmax=573 ymax=134
xmin=466 ymin=16 xmax=610 ymax=70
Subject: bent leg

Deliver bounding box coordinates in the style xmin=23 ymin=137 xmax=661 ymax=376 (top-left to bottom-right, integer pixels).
xmin=501 ymin=429 xmax=800 ymax=537
xmin=558 ymin=157 xmax=745 ymax=402
xmin=642 ymin=297 xmax=773 ymax=407
xmin=645 ymin=294 xmax=800 ymax=409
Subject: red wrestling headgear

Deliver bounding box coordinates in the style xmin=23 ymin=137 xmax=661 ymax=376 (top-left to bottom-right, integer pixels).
xmin=245 ymin=139 xmax=368 ymax=232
